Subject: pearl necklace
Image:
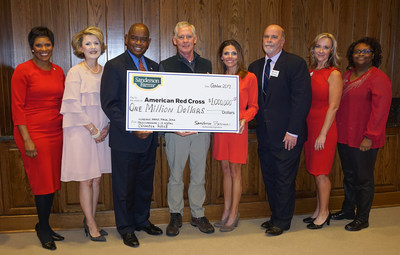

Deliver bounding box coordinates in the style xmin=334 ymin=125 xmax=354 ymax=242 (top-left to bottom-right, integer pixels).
xmin=83 ymin=60 xmax=101 ymax=74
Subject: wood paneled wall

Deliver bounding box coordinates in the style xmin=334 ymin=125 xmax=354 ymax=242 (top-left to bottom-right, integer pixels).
xmin=1 ymin=0 xmax=400 ymax=136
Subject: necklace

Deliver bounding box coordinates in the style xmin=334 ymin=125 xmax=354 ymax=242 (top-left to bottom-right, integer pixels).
xmin=83 ymin=60 xmax=101 ymax=74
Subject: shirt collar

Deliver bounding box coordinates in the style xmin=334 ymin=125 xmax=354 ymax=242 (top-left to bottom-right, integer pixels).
xmin=127 ymin=50 xmax=148 ymax=71
xmin=265 ymin=50 xmax=282 ymax=64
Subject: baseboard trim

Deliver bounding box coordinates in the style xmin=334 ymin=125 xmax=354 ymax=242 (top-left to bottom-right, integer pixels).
xmin=1 ymin=192 xmax=399 ymax=233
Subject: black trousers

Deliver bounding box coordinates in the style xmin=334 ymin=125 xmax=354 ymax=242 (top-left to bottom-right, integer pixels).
xmin=337 ymin=143 xmax=378 ymax=222
xmin=258 ymin=143 xmax=303 ymax=230
xmin=111 ymin=140 xmax=157 ymax=235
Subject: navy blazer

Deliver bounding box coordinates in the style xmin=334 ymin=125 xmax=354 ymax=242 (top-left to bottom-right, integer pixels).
xmin=100 ymin=51 xmax=159 ymax=153
xmin=248 ymin=50 xmax=312 ymax=147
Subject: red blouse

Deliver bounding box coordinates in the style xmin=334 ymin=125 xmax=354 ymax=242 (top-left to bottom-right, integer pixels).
xmin=336 ymin=67 xmax=392 ymax=149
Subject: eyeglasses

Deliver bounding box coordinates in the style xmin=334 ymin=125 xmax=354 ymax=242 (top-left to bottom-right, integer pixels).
xmin=353 ymin=49 xmax=372 ymax=55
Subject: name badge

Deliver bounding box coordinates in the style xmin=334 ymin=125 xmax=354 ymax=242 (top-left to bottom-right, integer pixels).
xmin=271 ymin=70 xmax=279 ymax=77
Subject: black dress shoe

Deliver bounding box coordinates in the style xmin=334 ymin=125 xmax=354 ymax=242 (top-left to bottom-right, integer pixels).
xmin=331 ymin=211 xmax=355 ymax=220
xmin=345 ymin=220 xmax=369 ymax=231
xmin=122 ymin=232 xmax=139 ymax=247
xmin=265 ymin=226 xmax=286 ymax=236
xmin=261 ymin=220 xmax=273 ymax=230
xmin=302 ymin=216 xmax=315 ymax=224
xmin=136 ymin=222 xmax=163 ymax=235
xmin=35 ymin=224 xmax=57 ymax=250
xmin=50 ymin=230 xmax=65 ymax=241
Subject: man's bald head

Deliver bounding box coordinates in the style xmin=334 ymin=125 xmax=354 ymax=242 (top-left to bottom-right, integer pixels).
xmin=125 ymin=23 xmax=151 ymax=58
xmin=263 ymin=24 xmax=285 ymax=58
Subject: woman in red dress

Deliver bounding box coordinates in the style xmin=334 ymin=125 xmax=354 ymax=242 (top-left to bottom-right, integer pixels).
xmin=11 ymin=27 xmax=65 ymax=250
xmin=213 ymin=40 xmax=258 ymax=232
xmin=303 ymin=33 xmax=342 ymax=229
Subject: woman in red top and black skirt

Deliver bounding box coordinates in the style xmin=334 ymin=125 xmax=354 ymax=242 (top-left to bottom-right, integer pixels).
xmin=11 ymin=27 xmax=65 ymax=250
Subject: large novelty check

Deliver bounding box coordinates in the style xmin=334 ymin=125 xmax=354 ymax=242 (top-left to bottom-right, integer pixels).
xmin=126 ymin=71 xmax=239 ymax=132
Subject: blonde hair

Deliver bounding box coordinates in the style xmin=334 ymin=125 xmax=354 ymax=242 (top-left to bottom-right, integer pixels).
xmin=173 ymin=21 xmax=196 ymax=38
xmin=309 ymin=33 xmax=340 ymax=69
xmin=72 ymin=26 xmax=106 ymax=59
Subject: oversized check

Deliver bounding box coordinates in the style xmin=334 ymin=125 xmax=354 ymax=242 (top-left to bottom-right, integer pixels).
xmin=126 ymin=71 xmax=239 ymax=132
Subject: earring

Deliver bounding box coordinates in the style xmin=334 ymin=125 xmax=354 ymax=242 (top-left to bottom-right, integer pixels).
xmin=31 ymin=50 xmax=34 ymax=53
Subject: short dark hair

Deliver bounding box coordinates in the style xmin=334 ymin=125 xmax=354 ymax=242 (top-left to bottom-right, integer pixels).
xmin=28 ymin=26 xmax=54 ymax=49
xmin=346 ymin=37 xmax=382 ymax=69
xmin=217 ymin=39 xmax=248 ymax=78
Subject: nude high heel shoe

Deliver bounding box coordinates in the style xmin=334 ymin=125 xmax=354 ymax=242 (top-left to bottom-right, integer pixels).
xmin=214 ymin=215 xmax=229 ymax=228
xmin=220 ymin=212 xmax=240 ymax=232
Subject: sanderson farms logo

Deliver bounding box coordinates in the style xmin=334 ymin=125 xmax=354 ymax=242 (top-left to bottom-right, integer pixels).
xmin=133 ymin=75 xmax=162 ymax=90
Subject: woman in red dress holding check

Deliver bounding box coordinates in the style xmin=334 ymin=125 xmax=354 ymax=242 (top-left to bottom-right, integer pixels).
xmin=213 ymin=40 xmax=258 ymax=232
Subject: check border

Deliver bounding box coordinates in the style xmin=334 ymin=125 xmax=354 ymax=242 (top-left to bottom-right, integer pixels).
xmin=126 ymin=71 xmax=239 ymax=132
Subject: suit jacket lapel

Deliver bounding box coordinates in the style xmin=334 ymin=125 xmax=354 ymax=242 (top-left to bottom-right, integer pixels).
xmin=124 ymin=51 xmax=138 ymax=71
xmin=257 ymin=59 xmax=265 ymax=103
xmin=144 ymin=56 xmax=156 ymax=72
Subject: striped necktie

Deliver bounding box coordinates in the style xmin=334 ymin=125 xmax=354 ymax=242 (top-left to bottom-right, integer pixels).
xmin=263 ymin=59 xmax=272 ymax=96
xmin=139 ymin=58 xmax=146 ymax=71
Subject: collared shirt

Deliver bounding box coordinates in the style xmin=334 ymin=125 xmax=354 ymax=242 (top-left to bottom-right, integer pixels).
xmin=127 ymin=50 xmax=148 ymax=71
xmin=261 ymin=50 xmax=282 ymax=89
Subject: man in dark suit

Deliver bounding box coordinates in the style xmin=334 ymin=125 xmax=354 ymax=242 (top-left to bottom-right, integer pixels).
xmin=100 ymin=23 xmax=162 ymax=247
xmin=248 ymin=25 xmax=312 ymax=236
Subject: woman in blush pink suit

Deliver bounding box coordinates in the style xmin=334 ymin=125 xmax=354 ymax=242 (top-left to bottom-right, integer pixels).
xmin=60 ymin=27 xmax=111 ymax=242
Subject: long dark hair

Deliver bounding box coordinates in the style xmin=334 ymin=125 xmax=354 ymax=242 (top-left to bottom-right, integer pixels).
xmin=217 ymin=39 xmax=248 ymax=78
xmin=346 ymin=37 xmax=382 ymax=70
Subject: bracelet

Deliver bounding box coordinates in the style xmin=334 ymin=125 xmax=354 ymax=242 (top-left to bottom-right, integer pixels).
xmin=89 ymin=126 xmax=95 ymax=132
xmin=91 ymin=129 xmax=100 ymax=138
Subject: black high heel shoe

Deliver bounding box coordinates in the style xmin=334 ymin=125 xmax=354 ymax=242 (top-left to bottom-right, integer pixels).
xmin=50 ymin=229 xmax=65 ymax=241
xmin=307 ymin=213 xmax=331 ymax=229
xmin=83 ymin=217 xmax=108 ymax=236
xmin=83 ymin=218 xmax=106 ymax=242
xmin=35 ymin=223 xmax=57 ymax=250
xmin=303 ymin=216 xmax=316 ymax=224
xmin=99 ymin=229 xmax=108 ymax=236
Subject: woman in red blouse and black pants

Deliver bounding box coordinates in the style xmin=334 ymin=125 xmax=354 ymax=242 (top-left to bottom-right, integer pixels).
xmin=333 ymin=37 xmax=392 ymax=231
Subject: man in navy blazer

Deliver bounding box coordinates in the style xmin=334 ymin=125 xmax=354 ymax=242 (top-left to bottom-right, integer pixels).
xmin=100 ymin=23 xmax=162 ymax=247
xmin=248 ymin=25 xmax=312 ymax=236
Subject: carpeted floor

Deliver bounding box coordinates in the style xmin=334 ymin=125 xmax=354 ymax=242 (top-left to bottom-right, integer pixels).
xmin=1 ymin=206 xmax=399 ymax=255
